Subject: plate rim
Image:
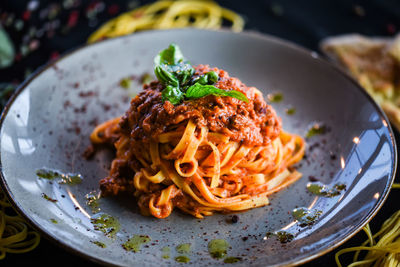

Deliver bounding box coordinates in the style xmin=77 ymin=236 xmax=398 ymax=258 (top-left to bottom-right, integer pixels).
xmin=0 ymin=28 xmax=397 ymax=267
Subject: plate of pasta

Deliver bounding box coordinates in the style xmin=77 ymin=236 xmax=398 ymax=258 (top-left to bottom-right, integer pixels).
xmin=0 ymin=29 xmax=396 ymax=266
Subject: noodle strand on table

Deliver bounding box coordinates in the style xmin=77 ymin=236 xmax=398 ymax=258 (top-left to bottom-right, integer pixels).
xmin=0 ymin=189 xmax=40 ymax=260
xmin=335 ymin=192 xmax=400 ymax=267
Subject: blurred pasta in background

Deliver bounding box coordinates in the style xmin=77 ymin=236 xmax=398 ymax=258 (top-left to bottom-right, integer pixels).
xmin=88 ymin=0 xmax=244 ymax=43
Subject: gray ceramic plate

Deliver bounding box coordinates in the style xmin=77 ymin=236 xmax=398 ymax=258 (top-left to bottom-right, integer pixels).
xmin=0 ymin=29 xmax=396 ymax=266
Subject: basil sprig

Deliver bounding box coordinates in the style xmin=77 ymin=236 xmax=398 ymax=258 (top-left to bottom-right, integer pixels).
xmin=154 ymin=44 xmax=194 ymax=88
xmin=154 ymin=44 xmax=249 ymax=104
xmin=162 ymin=85 xmax=184 ymax=105
xmin=186 ymin=83 xmax=249 ymax=102
xmin=192 ymin=71 xmax=219 ymax=85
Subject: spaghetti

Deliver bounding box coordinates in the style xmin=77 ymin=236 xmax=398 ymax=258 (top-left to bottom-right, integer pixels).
xmin=88 ymin=0 xmax=244 ymax=43
xmin=0 ymin=188 xmax=40 ymax=259
xmin=335 ymin=210 xmax=400 ymax=267
xmin=91 ymin=62 xmax=305 ymax=219
xmin=335 ymin=184 xmax=400 ymax=267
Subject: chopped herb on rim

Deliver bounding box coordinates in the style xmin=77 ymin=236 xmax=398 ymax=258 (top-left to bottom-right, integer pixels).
xmin=267 ymin=92 xmax=283 ymax=103
xmin=286 ymin=107 xmax=296 ymax=115
xmin=41 ymin=193 xmax=58 ymax=203
xmin=119 ymin=77 xmax=132 ymax=89
xmin=306 ymin=123 xmax=327 ymax=138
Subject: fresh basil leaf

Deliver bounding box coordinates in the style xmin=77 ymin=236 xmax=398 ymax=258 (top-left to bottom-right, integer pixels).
xmin=162 ymin=85 xmax=184 ymax=105
xmin=154 ymin=44 xmax=245 ymax=105
xmin=192 ymin=71 xmax=219 ymax=86
xmin=186 ymin=83 xmax=249 ymax=103
xmin=155 ymin=65 xmax=179 ymax=87
xmin=154 ymin=43 xmax=184 ymax=66
xmin=154 ymin=44 xmax=194 ymax=89
xmin=207 ymin=71 xmax=219 ymax=84
xmin=177 ymin=70 xmax=191 ymax=86
xmin=197 ymin=75 xmax=208 ymax=85
xmin=167 ymin=62 xmax=195 ymax=86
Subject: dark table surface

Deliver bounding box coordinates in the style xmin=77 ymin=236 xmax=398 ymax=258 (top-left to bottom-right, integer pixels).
xmin=1 ymin=0 xmax=399 ymax=266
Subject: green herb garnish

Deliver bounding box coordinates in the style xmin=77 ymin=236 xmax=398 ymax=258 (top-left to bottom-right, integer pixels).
xmin=42 ymin=193 xmax=58 ymax=203
xmin=292 ymin=207 xmax=322 ymax=227
xmin=306 ymin=123 xmax=326 ymax=138
xmin=119 ymin=77 xmax=132 ymax=89
xmin=36 ymin=168 xmax=83 ymax=185
xmin=91 ymin=213 xmax=120 ymax=238
xmin=154 ymin=44 xmax=248 ymax=105
xmin=175 ymin=256 xmax=190 ymax=263
xmin=86 ymin=192 xmax=101 ymax=214
xmin=176 ymin=243 xmax=191 ymax=254
xmin=154 ymin=43 xmax=193 ymax=87
xmin=224 ymin=257 xmax=242 ymax=263
xmin=155 ymin=65 xmax=180 ymax=87
xmin=286 ymin=107 xmax=296 ymax=115
xmin=265 ymin=231 xmax=294 ymax=243
xmin=122 ymin=235 xmax=151 ymax=252
xmin=267 ymin=92 xmax=283 ymax=103
xmin=306 ymin=182 xmax=346 ymax=197
xmin=208 ymin=239 xmax=229 ymax=259
xmin=161 ymin=246 xmax=170 ymax=259
xmin=186 ymin=83 xmax=249 ymax=102
xmin=58 ymin=173 xmax=82 ymax=185
xmin=193 ymin=70 xmax=219 ymax=85
xmin=91 ymin=241 xmax=106 ymax=248
xmin=162 ymin=85 xmax=184 ymax=105
xmin=36 ymin=168 xmax=60 ymax=180
xmin=154 ymin=43 xmax=185 ymax=66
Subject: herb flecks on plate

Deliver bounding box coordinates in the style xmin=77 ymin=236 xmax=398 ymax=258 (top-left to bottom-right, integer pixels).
xmin=307 ymin=182 xmax=346 ymax=197
xmin=224 ymin=257 xmax=242 ymax=263
xmin=292 ymin=207 xmax=322 ymax=227
xmin=175 ymin=256 xmax=190 ymax=263
xmin=161 ymin=246 xmax=170 ymax=259
xmin=286 ymin=107 xmax=296 ymax=115
xmin=85 ymin=191 xmax=101 ymax=214
xmin=267 ymin=92 xmax=283 ymax=103
xmin=208 ymin=239 xmax=229 ymax=259
xmin=36 ymin=167 xmax=83 ymax=185
xmin=90 ymin=213 xmax=120 ymax=238
xmin=122 ymin=235 xmax=151 ymax=252
xmin=41 ymin=193 xmax=58 ymax=203
xmin=265 ymin=231 xmax=294 ymax=243
xmin=91 ymin=241 xmax=106 ymax=248
xmin=176 ymin=243 xmax=191 ymax=254
xmin=154 ymin=43 xmax=248 ymax=105
xmin=119 ymin=77 xmax=132 ymax=89
xmin=306 ymin=123 xmax=327 ymax=138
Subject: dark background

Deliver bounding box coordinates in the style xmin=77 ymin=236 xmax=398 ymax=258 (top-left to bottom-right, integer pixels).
xmin=1 ymin=0 xmax=399 ymax=266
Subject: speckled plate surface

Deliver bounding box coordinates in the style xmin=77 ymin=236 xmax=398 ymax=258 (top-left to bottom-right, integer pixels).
xmin=0 ymin=29 xmax=396 ymax=266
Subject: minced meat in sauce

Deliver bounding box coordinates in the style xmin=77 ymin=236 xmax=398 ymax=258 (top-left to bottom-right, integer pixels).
xmin=119 ymin=65 xmax=281 ymax=146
